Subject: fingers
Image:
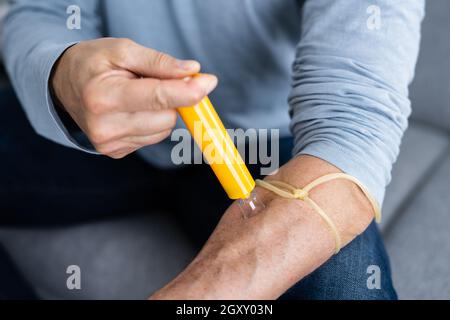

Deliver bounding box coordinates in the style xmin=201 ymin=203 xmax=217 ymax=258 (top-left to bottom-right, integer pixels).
xmin=124 ymin=130 xmax=173 ymax=146
xmin=84 ymin=109 xmax=178 ymax=146
xmin=126 ymin=110 xmax=178 ymax=136
xmin=72 ymin=38 xmax=220 ymax=159
xmin=114 ymin=39 xmax=201 ymax=79
xmin=114 ymin=73 xmax=218 ymax=112
xmin=83 ymin=73 xmax=217 ymax=114
xmin=95 ymin=130 xmax=173 ymax=159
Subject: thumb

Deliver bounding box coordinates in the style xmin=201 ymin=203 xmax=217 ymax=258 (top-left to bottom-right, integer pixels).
xmin=119 ymin=40 xmax=201 ymax=79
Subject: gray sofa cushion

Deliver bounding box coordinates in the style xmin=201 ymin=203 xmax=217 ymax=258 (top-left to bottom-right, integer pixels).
xmin=409 ymin=0 xmax=450 ymax=130
xmin=384 ymin=151 xmax=450 ymax=299
xmin=381 ymin=121 xmax=449 ymax=231
xmin=0 ymin=214 xmax=195 ymax=299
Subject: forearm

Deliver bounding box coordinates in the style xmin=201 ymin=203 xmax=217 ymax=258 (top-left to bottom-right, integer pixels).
xmin=150 ymin=155 xmax=374 ymax=299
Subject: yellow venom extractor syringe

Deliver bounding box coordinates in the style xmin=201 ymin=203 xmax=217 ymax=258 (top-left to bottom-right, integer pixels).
xmin=177 ymin=95 xmax=264 ymax=217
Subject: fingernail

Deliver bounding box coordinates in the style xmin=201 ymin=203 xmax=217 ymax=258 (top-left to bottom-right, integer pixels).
xmin=177 ymin=60 xmax=200 ymax=71
xmin=195 ymin=74 xmax=218 ymax=94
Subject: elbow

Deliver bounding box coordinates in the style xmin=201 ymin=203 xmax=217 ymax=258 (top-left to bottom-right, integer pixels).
xmin=288 ymin=73 xmax=411 ymax=204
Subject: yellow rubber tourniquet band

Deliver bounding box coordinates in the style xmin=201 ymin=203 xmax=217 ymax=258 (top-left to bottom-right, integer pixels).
xmin=255 ymin=173 xmax=381 ymax=254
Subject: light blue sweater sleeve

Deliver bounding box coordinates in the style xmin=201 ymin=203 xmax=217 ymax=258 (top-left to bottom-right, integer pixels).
xmin=3 ymin=0 xmax=425 ymax=205
xmin=290 ymin=0 xmax=425 ymax=204
xmin=2 ymin=0 xmax=101 ymax=152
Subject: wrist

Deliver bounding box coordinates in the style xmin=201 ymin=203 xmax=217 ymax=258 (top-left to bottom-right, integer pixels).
xmin=151 ymin=213 xmax=273 ymax=299
xmin=150 ymin=243 xmax=253 ymax=299
xmin=50 ymin=43 xmax=85 ymax=115
xmin=50 ymin=45 xmax=71 ymax=107
xmin=151 ymin=196 xmax=332 ymax=300
xmin=151 ymin=155 xmax=375 ymax=300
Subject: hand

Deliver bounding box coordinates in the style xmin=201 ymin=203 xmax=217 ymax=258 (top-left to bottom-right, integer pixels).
xmin=51 ymin=38 xmax=218 ymax=158
xmin=150 ymin=155 xmax=375 ymax=299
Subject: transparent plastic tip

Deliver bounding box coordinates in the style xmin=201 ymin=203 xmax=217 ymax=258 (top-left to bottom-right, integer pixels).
xmin=238 ymin=190 xmax=266 ymax=219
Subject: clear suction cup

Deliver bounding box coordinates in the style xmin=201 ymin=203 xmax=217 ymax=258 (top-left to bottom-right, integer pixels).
xmin=238 ymin=190 xmax=266 ymax=219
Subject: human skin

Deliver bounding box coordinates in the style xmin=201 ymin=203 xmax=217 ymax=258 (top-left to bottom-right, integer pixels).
xmin=52 ymin=38 xmax=375 ymax=299
xmin=51 ymin=38 xmax=218 ymax=159
xmin=149 ymin=155 xmax=374 ymax=299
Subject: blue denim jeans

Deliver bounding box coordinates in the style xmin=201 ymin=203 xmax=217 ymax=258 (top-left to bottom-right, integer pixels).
xmin=0 ymin=86 xmax=397 ymax=299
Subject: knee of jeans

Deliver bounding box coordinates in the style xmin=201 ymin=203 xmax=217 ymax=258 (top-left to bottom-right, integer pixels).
xmin=281 ymin=222 xmax=398 ymax=300
xmin=283 ymin=264 xmax=397 ymax=300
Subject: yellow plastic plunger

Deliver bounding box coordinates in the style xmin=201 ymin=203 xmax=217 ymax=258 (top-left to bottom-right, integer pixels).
xmin=177 ymin=96 xmax=255 ymax=199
